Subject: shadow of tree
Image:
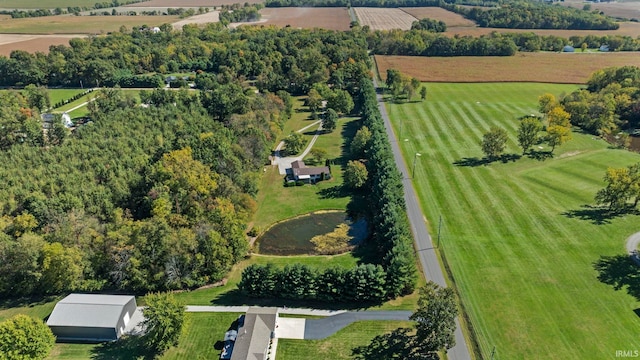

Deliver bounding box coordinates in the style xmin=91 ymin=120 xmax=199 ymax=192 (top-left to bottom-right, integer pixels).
xmin=317 ymin=185 xmax=350 ymax=199
xmin=563 ymin=205 xmax=631 ymax=225
xmin=352 ymin=328 xmax=414 ymax=360
xmin=528 ymin=150 xmax=554 ymax=161
xmin=593 ymin=254 xmax=640 ymax=301
xmin=453 ymin=157 xmax=490 ymax=167
xmin=90 ymin=335 xmax=153 ymax=360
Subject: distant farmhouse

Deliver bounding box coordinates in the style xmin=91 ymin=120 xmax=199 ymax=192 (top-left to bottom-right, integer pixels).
xmin=47 ymin=294 xmax=139 ymax=342
xmin=287 ymin=160 xmax=330 ymax=184
xmin=41 ymin=112 xmax=72 ymax=129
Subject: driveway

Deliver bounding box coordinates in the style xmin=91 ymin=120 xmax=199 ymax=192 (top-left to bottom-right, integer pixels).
xmin=272 ymin=120 xmax=323 ymax=174
xmin=303 ymin=311 xmax=412 ymax=340
xmin=626 ymin=231 xmax=640 ymax=265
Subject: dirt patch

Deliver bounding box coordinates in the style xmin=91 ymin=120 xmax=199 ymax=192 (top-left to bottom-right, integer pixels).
xmin=354 ymin=7 xmax=417 ymax=30
xmin=375 ymin=52 xmax=640 ymax=83
xmin=256 ymin=7 xmax=351 ymax=31
xmin=445 ymin=21 xmax=640 ymax=38
xmin=172 ymin=10 xmax=219 ymax=29
xmin=629 ymin=136 xmax=640 ymax=152
xmin=401 ymin=7 xmax=476 ymax=27
xmin=125 ymin=0 xmax=262 ymax=6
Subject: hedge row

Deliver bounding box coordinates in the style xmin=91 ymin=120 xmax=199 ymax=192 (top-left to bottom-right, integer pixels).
xmin=52 ymin=89 xmax=95 ymax=109
xmin=238 ymin=263 xmax=387 ymax=303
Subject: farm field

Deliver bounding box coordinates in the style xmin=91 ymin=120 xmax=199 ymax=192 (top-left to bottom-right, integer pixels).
xmin=257 ymin=7 xmax=350 ymax=31
xmin=386 ymin=82 xmax=640 ymax=359
xmin=0 ymin=14 xmax=179 ymax=34
xmin=125 ymin=0 xmax=263 ymax=6
xmin=353 ymin=7 xmax=416 ymax=30
xmin=562 ymin=0 xmax=640 ymax=20
xmin=445 ymin=21 xmax=640 ymax=38
xmin=172 ymin=10 xmax=219 ymax=29
xmin=0 ymin=0 xmax=98 ymax=8
xmin=375 ymin=52 xmax=640 ymax=83
xmin=401 ymin=7 xmax=475 ymax=27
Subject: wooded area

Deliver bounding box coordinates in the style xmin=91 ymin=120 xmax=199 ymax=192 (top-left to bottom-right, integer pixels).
xmin=0 ymin=26 xmax=371 ymax=298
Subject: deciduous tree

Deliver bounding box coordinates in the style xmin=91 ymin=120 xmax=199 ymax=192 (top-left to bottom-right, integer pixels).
xmin=283 ymin=131 xmax=305 ymax=155
xmin=344 ymin=160 xmax=368 ymax=189
xmin=517 ymin=116 xmax=542 ymax=154
xmin=142 ymin=292 xmax=185 ymax=354
xmin=0 ymin=314 xmax=55 ymax=360
xmin=480 ymin=127 xmax=508 ymax=159
xmin=350 ymin=126 xmax=372 ymax=157
xmin=323 ymin=108 xmax=338 ymax=132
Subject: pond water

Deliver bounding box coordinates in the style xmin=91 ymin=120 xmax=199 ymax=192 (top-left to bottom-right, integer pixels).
xmin=257 ymin=211 xmax=364 ymax=256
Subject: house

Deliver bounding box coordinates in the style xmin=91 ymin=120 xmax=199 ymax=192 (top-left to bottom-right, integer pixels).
xmin=288 ymin=160 xmax=330 ymax=183
xmin=562 ymin=45 xmax=575 ymax=52
xmin=599 ymin=45 xmax=610 ymax=52
xmin=230 ymin=307 xmax=278 ymax=360
xmin=47 ymin=294 xmax=138 ymax=342
xmin=41 ymin=112 xmax=73 ymax=129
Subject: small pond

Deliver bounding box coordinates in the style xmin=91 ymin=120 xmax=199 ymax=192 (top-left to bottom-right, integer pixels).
xmin=256 ymin=211 xmax=366 ymax=256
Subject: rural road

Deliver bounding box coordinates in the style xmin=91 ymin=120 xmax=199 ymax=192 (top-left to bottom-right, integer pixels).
xmin=625 ymin=231 xmax=640 ymax=265
xmin=372 ymin=78 xmax=473 ymax=360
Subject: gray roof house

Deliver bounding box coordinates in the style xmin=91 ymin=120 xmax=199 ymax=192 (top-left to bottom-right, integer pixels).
xmin=230 ymin=307 xmax=278 ymax=360
xmin=47 ymin=294 xmax=137 ymax=342
xmin=290 ymin=160 xmax=330 ymax=183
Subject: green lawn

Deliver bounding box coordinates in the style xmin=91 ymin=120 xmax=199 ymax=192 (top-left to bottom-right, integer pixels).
xmin=48 ymin=312 xmax=241 ymax=360
xmin=48 ymin=89 xmax=85 ymax=107
xmin=277 ymin=320 xmax=413 ymax=360
xmin=386 ymin=82 xmax=640 ymax=360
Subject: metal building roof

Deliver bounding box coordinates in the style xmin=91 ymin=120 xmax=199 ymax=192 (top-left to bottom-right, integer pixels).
xmin=47 ymin=294 xmax=136 ymax=328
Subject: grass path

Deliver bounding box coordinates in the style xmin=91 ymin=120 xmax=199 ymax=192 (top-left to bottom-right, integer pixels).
xmin=386 ymin=82 xmax=640 ymax=360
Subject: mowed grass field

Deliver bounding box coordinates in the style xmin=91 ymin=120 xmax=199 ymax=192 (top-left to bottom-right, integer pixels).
xmin=376 ymin=52 xmax=640 ymax=83
xmin=386 ymin=82 xmax=640 ymax=359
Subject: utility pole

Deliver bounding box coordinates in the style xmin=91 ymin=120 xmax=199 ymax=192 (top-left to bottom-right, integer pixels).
xmin=437 ymin=215 xmax=442 ymax=248
xmin=411 ymin=152 xmax=421 ymax=178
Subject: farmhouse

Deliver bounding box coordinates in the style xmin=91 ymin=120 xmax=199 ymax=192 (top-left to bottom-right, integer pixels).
xmin=563 ymin=45 xmax=575 ymax=52
xmin=288 ymin=160 xmax=330 ymax=183
xmin=47 ymin=293 xmax=138 ymax=342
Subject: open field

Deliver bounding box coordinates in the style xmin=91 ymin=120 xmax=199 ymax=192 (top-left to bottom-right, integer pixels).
xmin=563 ymin=0 xmax=640 ymax=20
xmin=257 ymin=7 xmax=350 ymax=31
xmin=401 ymin=7 xmax=475 ymax=27
xmin=375 ymin=52 xmax=640 ymax=83
xmin=0 ymin=15 xmax=178 ymax=34
xmin=0 ymin=33 xmax=81 ymax=56
xmin=125 ymin=0 xmax=263 ymax=6
xmin=277 ymin=320 xmax=413 ymax=360
xmin=445 ymin=21 xmax=640 ymax=38
xmin=387 ymin=82 xmax=640 ymax=359
xmin=172 ymin=10 xmax=219 ymax=29
xmin=0 ymin=0 xmax=98 ymax=8
xmin=354 ymin=7 xmax=416 ymax=30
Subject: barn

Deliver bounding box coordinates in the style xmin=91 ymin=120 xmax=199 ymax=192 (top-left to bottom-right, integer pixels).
xmin=47 ymin=294 xmax=138 ymax=342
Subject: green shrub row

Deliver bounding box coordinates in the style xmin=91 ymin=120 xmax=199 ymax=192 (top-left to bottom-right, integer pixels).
xmin=52 ymin=89 xmax=95 ymax=109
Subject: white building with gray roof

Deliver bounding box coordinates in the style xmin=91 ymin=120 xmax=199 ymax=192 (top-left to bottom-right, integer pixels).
xmin=47 ymin=293 xmax=138 ymax=342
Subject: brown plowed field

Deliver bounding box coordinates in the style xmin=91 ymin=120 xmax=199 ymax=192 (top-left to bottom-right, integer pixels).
xmin=401 ymin=7 xmax=476 ymax=27
xmin=354 ymin=7 xmax=417 ymax=30
xmin=125 ymin=0 xmax=263 ymax=6
xmin=375 ymin=52 xmax=640 ymax=83
xmin=562 ymin=0 xmax=640 ymax=20
xmin=445 ymin=21 xmax=640 ymax=38
xmin=258 ymin=7 xmax=350 ymax=31
xmin=0 ymin=15 xmax=179 ymax=34
xmin=0 ymin=36 xmax=73 ymax=55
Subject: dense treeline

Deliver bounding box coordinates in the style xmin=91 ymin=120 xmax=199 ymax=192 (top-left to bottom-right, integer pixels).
xmin=0 ymin=27 xmax=373 ymax=298
xmin=368 ymin=29 xmax=517 ymax=56
xmin=0 ymin=25 xmax=369 ymax=96
xmin=448 ymin=2 xmax=619 ymax=30
xmin=239 ymin=77 xmax=418 ymax=302
xmin=264 ymin=0 xmax=498 ymax=8
xmin=559 ymin=66 xmax=640 ymax=136
xmin=411 ymin=18 xmax=447 ymax=32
